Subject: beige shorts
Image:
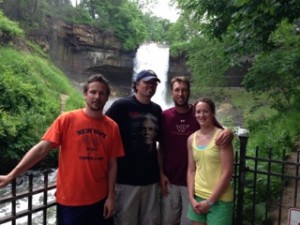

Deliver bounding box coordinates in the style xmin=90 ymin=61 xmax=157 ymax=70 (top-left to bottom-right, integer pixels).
xmin=114 ymin=183 xmax=160 ymax=225
xmin=160 ymin=184 xmax=192 ymax=225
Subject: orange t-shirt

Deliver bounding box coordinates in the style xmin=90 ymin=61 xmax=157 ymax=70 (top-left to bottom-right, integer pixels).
xmin=42 ymin=109 xmax=124 ymax=206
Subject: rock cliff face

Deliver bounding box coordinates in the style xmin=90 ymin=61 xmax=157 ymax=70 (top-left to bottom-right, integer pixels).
xmin=36 ymin=17 xmax=190 ymax=91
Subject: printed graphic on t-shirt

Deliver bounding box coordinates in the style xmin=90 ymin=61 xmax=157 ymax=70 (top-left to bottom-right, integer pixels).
xmin=129 ymin=112 xmax=158 ymax=154
xmin=175 ymin=124 xmax=190 ymax=134
xmin=76 ymin=128 xmax=106 ymax=161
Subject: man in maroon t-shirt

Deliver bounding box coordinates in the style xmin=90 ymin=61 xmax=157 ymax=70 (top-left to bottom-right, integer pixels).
xmin=158 ymin=76 xmax=232 ymax=225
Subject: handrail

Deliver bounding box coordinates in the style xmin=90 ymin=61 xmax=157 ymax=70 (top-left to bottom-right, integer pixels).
xmin=0 ymin=170 xmax=57 ymax=225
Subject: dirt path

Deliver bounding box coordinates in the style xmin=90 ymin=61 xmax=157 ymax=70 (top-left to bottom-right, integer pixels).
xmin=60 ymin=94 xmax=68 ymax=112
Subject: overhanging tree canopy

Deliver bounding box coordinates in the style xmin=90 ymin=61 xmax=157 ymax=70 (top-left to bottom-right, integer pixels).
xmin=177 ymin=0 xmax=300 ymax=52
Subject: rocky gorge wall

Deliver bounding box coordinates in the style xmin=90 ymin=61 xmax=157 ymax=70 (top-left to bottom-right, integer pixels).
xmin=32 ymin=17 xmax=190 ymax=92
xmin=29 ymin=17 xmax=245 ymax=91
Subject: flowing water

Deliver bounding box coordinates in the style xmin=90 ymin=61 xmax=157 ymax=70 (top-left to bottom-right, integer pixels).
xmin=105 ymin=42 xmax=172 ymax=111
xmin=0 ymin=169 xmax=57 ymax=225
xmin=133 ymin=42 xmax=172 ymax=110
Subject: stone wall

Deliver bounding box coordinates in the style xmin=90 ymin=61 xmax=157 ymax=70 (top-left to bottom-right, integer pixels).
xmin=30 ymin=17 xmax=244 ymax=88
xmin=29 ymin=17 xmax=190 ymax=89
xmin=42 ymin=17 xmax=135 ymax=87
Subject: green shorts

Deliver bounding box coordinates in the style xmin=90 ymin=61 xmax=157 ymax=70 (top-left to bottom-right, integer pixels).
xmin=187 ymin=196 xmax=233 ymax=225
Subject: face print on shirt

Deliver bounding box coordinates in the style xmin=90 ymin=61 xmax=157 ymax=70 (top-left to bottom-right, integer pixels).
xmin=129 ymin=113 xmax=158 ymax=154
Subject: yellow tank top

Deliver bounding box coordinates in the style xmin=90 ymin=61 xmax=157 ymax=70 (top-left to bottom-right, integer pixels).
xmin=192 ymin=128 xmax=233 ymax=201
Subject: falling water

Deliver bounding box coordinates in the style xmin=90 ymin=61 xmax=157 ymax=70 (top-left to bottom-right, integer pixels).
xmin=104 ymin=42 xmax=172 ymax=111
xmin=133 ymin=42 xmax=171 ymax=110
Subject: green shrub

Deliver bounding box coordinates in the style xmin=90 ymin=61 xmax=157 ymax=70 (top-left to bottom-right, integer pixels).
xmin=0 ymin=47 xmax=83 ymax=169
xmin=0 ymin=11 xmax=24 ymax=39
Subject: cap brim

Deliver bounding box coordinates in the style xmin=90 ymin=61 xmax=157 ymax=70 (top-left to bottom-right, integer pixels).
xmin=142 ymin=76 xmax=161 ymax=83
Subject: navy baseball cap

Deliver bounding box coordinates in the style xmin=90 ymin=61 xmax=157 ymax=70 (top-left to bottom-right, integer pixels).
xmin=135 ymin=70 xmax=161 ymax=83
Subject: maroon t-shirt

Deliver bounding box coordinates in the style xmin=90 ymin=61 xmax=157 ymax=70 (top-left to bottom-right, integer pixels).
xmin=161 ymin=106 xmax=199 ymax=186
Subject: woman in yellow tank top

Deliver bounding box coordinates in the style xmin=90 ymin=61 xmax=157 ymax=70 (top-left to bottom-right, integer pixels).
xmin=186 ymin=97 xmax=234 ymax=225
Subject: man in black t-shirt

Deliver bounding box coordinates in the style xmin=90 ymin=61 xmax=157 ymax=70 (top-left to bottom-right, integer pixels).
xmin=106 ymin=70 xmax=162 ymax=225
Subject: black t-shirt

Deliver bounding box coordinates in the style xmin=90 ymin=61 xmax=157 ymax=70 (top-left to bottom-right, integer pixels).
xmin=106 ymin=95 xmax=162 ymax=185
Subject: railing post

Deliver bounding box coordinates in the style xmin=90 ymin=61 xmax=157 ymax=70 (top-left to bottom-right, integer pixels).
xmin=236 ymin=133 xmax=249 ymax=225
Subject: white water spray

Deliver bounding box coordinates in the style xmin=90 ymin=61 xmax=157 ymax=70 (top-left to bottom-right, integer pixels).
xmin=133 ymin=42 xmax=171 ymax=110
xmin=0 ymin=170 xmax=57 ymax=225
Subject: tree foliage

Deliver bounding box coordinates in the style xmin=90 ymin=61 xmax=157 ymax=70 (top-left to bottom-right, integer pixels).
xmin=104 ymin=0 xmax=147 ymax=50
xmin=187 ymin=36 xmax=229 ymax=87
xmin=243 ymin=21 xmax=300 ymax=111
xmin=174 ymin=0 xmax=300 ymax=105
xmin=176 ymin=0 xmax=300 ymax=52
xmin=0 ymin=48 xmax=84 ymax=169
xmin=78 ymin=0 xmax=171 ymax=50
xmin=0 ymin=48 xmax=59 ymax=162
xmin=0 ymin=10 xmax=23 ymax=43
xmin=142 ymin=13 xmax=170 ymax=42
xmin=1 ymin=0 xmax=172 ymax=50
xmin=1 ymin=0 xmax=48 ymax=30
xmin=0 ymin=11 xmax=83 ymax=167
xmin=165 ymin=17 xmax=192 ymax=56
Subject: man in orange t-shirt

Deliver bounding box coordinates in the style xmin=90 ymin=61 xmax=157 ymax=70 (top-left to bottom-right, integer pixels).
xmin=0 ymin=74 xmax=125 ymax=225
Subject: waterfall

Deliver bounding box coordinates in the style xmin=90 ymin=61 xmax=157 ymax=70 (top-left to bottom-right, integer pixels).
xmin=104 ymin=42 xmax=172 ymax=112
xmin=133 ymin=42 xmax=171 ymax=110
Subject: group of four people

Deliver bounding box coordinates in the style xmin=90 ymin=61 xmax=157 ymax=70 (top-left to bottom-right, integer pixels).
xmin=0 ymin=70 xmax=234 ymax=225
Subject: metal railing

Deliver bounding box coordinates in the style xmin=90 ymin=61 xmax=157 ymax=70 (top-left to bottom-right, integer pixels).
xmin=0 ymin=170 xmax=56 ymax=225
xmin=234 ymin=135 xmax=300 ymax=225
xmin=1 ymin=136 xmax=300 ymax=225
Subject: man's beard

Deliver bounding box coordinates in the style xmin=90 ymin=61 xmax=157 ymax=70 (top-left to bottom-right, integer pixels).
xmin=91 ymin=106 xmax=103 ymax=111
xmin=174 ymin=101 xmax=188 ymax=108
xmin=89 ymin=102 xmax=104 ymax=111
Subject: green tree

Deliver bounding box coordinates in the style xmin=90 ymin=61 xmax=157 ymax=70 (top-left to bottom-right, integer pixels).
xmin=176 ymin=0 xmax=300 ymax=53
xmin=110 ymin=0 xmax=147 ymax=50
xmin=166 ymin=18 xmax=188 ymax=44
xmin=187 ymin=35 xmax=230 ymax=90
xmin=165 ymin=17 xmax=193 ymax=57
xmin=142 ymin=13 xmax=170 ymax=42
xmin=1 ymin=0 xmax=49 ymax=29
xmin=0 ymin=10 xmax=24 ymax=43
xmin=2 ymin=0 xmax=175 ymax=50
xmin=243 ymin=21 xmax=300 ymax=111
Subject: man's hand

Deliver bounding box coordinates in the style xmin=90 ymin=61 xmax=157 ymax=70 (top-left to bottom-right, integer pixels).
xmin=0 ymin=140 xmax=52 ymax=189
xmin=160 ymin=174 xmax=170 ymax=196
xmin=0 ymin=175 xmax=13 ymax=188
xmin=103 ymin=197 xmax=114 ymax=219
xmin=215 ymin=128 xmax=233 ymax=146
